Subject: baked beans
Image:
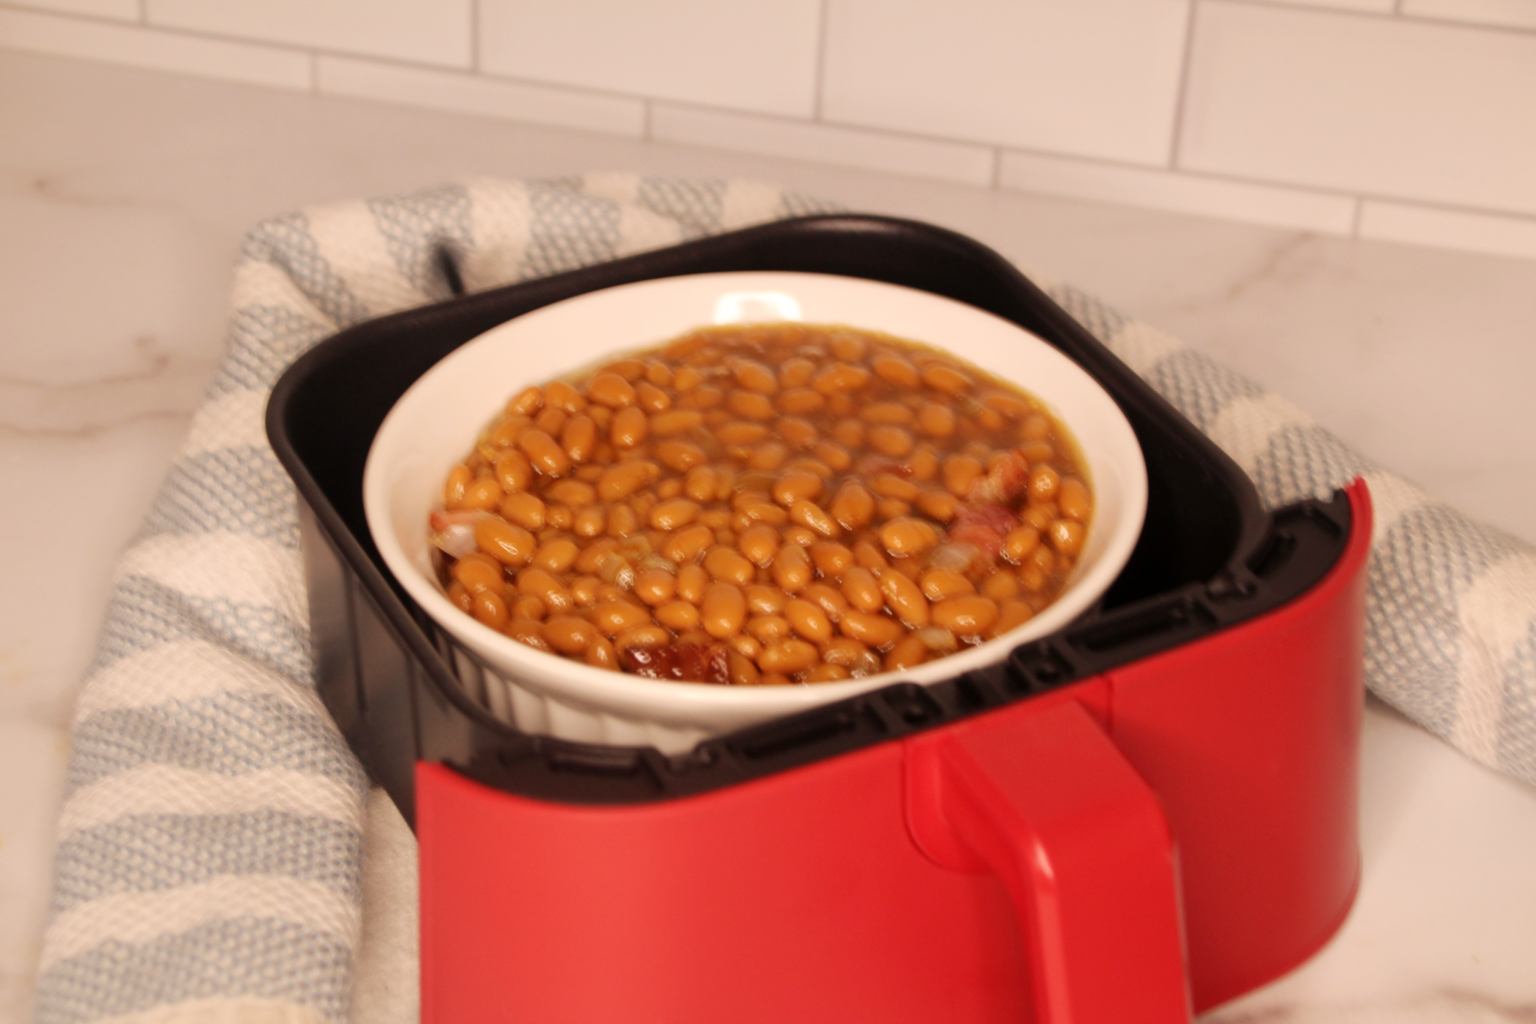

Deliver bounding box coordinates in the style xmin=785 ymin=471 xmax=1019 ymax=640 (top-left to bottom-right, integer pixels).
xmin=430 ymin=323 xmax=1093 ymax=685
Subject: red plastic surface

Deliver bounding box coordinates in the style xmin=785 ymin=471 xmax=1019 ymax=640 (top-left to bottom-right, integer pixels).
xmin=417 ymin=482 xmax=1371 ymax=1024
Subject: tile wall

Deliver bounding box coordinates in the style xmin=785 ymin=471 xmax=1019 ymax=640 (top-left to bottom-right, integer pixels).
xmin=3 ymin=0 xmax=1535 ymax=259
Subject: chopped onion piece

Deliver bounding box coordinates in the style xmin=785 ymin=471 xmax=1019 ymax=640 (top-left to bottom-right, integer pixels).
xmin=429 ymin=509 xmax=490 ymax=559
xmin=913 ymin=627 xmax=959 ymax=653
xmin=928 ymin=542 xmax=980 ymax=574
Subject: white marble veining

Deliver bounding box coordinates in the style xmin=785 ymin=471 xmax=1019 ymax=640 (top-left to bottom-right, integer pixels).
xmin=2 ymin=48 xmax=1535 ymax=1024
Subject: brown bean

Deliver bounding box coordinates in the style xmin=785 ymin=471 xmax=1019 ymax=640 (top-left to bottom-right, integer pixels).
xmin=506 ymin=619 xmax=552 ymax=651
xmin=610 ymin=406 xmax=648 ymax=448
xmin=885 ymin=635 xmax=928 ymax=671
xmin=1049 ymin=519 xmax=1086 ymax=556
xmin=841 ymin=566 xmax=885 ymax=614
xmin=943 ymin=454 xmax=985 ymax=497
xmin=560 ymin=415 xmax=597 ymax=463
xmin=871 ymin=355 xmax=920 ymax=387
xmin=810 ymin=541 xmax=854 ymax=577
xmin=743 ymin=584 xmax=787 ymax=616
xmin=701 ymin=582 xmax=747 ymax=639
xmin=705 ymin=546 xmax=756 ymax=586
xmin=771 ymin=543 xmax=814 ymax=592
xmin=650 ymin=498 xmax=701 ymax=531
xmin=1002 ymin=525 xmax=1041 ymax=563
xmin=773 ymin=471 xmax=824 ymax=507
xmin=451 ymin=552 xmax=503 ymax=593
xmin=630 ymin=568 xmax=675 ymax=607
xmin=747 ymin=442 xmax=789 ymax=472
xmin=505 ymin=385 xmax=543 ymax=416
xmin=852 ymin=540 xmax=889 ymax=572
xmin=932 ymin=595 xmax=999 ymax=636
xmin=676 ymin=563 xmax=709 ymax=604
xmin=530 ymin=537 xmax=577 ymax=574
xmin=727 ymin=649 xmax=761 ymax=685
xmin=990 ymin=600 xmax=1034 ymax=638
xmin=813 ymin=363 xmax=871 ymax=394
xmin=461 ymin=477 xmax=503 ymax=512
xmin=879 ymin=569 xmax=931 ymax=627
xmin=543 ymin=616 xmax=597 ymax=655
xmin=784 ymin=599 xmax=833 ymax=643
xmin=737 ymin=523 xmax=780 ymax=567
xmin=728 ymin=390 xmax=776 ymax=421
xmin=616 ymin=625 xmax=672 ymax=650
xmin=574 ymin=537 xmax=618 ymax=575
xmin=799 ymin=583 xmax=847 ymax=621
xmin=494 ymin=493 xmax=542 ymax=532
xmin=870 ymin=474 xmax=921 ymax=501
xmin=777 ymin=417 xmax=819 ymax=448
xmin=1059 ymin=477 xmax=1091 ymax=521
xmin=777 ymin=388 xmax=826 ymax=415
xmin=655 ymin=600 xmax=701 ymax=631
xmin=518 ymin=429 xmax=569 ymax=478
xmin=916 ymin=490 xmax=959 ymax=522
xmin=920 ymin=568 xmax=976 ymax=602
xmin=650 ymin=409 xmax=705 ymax=435
xmin=805 ymin=663 xmax=852 ymax=682
xmin=653 ymin=439 xmax=705 ymax=472
xmin=867 ymin=425 xmax=914 ymax=457
xmin=516 ymin=567 xmax=572 ymax=614
xmin=747 ymin=615 xmax=792 ymax=643
xmin=733 ymin=359 xmax=778 ymax=394
xmin=634 ymin=380 xmax=672 ymax=412
xmin=472 ymin=518 xmax=534 ymax=566
xmin=789 ymin=500 xmax=839 ymax=538
xmin=982 ymin=569 xmax=1021 ymax=602
xmin=839 ymin=609 xmax=903 ymax=648
xmin=923 ymin=364 xmax=971 ymax=394
xmin=879 ymin=517 xmax=939 ymax=557
xmin=572 ymin=506 xmax=606 ymax=538
xmin=593 ymin=601 xmax=653 ymax=637
xmin=586 ymin=372 xmax=637 ymax=408
xmin=1030 ymin=465 xmax=1061 ymax=502
xmin=544 ymin=479 xmax=594 ymax=508
xmin=586 ymin=636 xmax=618 ymax=669
xmin=470 ymin=589 xmax=508 ymax=630
xmin=758 ymin=638 xmax=820 ymax=674
xmin=594 ymin=460 xmax=650 ymax=502
xmin=913 ymin=402 xmax=955 ymax=438
xmin=663 ymin=524 xmax=715 ymax=564
xmin=511 ymin=594 xmax=547 ymax=620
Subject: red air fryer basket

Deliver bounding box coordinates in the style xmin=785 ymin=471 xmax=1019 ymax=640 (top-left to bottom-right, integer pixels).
xmin=267 ymin=216 xmax=1370 ymax=1024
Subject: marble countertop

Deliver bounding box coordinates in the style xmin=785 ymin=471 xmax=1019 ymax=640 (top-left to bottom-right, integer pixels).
xmin=3 ymin=48 xmax=1535 ymax=1024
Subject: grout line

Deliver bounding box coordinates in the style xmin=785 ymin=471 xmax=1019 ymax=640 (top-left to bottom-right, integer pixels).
xmin=309 ymin=49 xmax=318 ymax=94
xmin=1166 ymin=0 xmax=1201 ymax=170
xmin=1351 ymin=197 xmax=1364 ymax=237
xmin=642 ymin=98 xmax=653 ymax=141
xmin=812 ymin=0 xmax=829 ymax=121
xmin=1210 ymin=0 xmax=1536 ymax=36
xmin=990 ymin=147 xmax=1001 ymax=190
xmin=138 ymin=0 xmax=145 ymax=25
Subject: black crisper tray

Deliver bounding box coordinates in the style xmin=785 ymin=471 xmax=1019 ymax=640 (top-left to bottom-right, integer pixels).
xmin=267 ymin=215 xmax=1350 ymax=825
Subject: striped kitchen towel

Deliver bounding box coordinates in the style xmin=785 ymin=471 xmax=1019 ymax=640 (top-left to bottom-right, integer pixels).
xmin=33 ymin=174 xmax=1536 ymax=1024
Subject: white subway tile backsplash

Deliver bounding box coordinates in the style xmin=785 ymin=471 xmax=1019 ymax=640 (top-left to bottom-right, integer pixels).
xmin=477 ymin=0 xmax=820 ymax=118
xmin=0 ymin=7 xmax=310 ymax=89
xmin=821 ymin=0 xmax=1191 ymax=166
xmin=1179 ymin=3 xmax=1536 ymax=217
xmin=651 ymin=103 xmax=996 ymax=185
xmin=1360 ymin=201 xmax=1536 ymax=259
xmin=999 ymin=149 xmax=1357 ymax=234
xmin=1402 ymin=0 xmax=1536 ymax=30
xmin=317 ymin=55 xmax=645 ymax=137
xmin=146 ymin=0 xmax=471 ymax=68
xmin=2 ymin=0 xmax=138 ymax=20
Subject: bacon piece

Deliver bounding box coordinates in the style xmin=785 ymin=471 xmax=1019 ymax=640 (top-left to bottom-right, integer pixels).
xmin=947 ymin=504 xmax=1019 ymax=562
xmin=967 ymin=449 xmax=1030 ymax=505
xmin=619 ymin=642 xmax=730 ymax=685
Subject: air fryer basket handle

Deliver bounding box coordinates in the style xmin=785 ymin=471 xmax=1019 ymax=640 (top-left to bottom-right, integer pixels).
xmin=907 ymin=698 xmax=1192 ymax=1024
